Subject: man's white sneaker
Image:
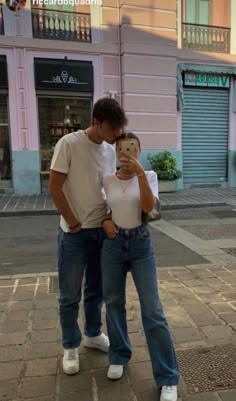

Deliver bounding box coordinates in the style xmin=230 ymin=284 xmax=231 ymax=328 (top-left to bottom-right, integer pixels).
xmin=63 ymin=348 xmax=79 ymax=375
xmin=107 ymin=365 xmax=124 ymax=380
xmin=84 ymin=333 xmax=109 ymax=353
xmin=160 ymin=386 xmax=178 ymax=401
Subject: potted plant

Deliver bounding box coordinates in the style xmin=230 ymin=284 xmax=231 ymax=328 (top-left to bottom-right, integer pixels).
xmin=147 ymin=151 xmax=182 ymax=192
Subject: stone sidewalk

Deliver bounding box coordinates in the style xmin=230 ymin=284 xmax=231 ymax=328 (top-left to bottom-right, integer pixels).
xmin=1 ymin=264 xmax=236 ymax=401
xmin=0 ymin=187 xmax=236 ymax=215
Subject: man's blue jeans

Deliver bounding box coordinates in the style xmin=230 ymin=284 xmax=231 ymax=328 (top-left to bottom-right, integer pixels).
xmin=101 ymin=224 xmax=179 ymax=386
xmin=57 ymin=227 xmax=104 ymax=349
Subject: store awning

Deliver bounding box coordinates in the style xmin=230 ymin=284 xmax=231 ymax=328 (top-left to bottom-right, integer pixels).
xmin=177 ymin=63 xmax=236 ymax=111
xmin=0 ymin=56 xmax=8 ymax=89
xmin=34 ymin=58 xmax=93 ymax=92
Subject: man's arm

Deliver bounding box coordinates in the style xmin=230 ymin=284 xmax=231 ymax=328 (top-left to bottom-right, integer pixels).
xmin=49 ymin=170 xmax=81 ymax=231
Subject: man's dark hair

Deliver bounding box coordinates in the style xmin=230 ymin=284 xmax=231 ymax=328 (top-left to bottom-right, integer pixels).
xmin=116 ymin=132 xmax=141 ymax=149
xmin=92 ymin=97 xmax=128 ymax=129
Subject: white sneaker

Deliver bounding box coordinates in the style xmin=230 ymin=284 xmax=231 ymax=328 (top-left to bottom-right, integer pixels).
xmin=107 ymin=365 xmax=124 ymax=380
xmin=62 ymin=348 xmax=79 ymax=375
xmin=84 ymin=333 xmax=109 ymax=353
xmin=160 ymin=386 xmax=178 ymax=401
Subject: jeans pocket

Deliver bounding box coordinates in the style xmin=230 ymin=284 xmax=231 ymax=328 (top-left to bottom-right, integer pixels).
xmin=106 ymin=234 xmax=117 ymax=240
xmin=66 ymin=229 xmax=82 ymax=236
xmin=138 ymin=228 xmax=151 ymax=240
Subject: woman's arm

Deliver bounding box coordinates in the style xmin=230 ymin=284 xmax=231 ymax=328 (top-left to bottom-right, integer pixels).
xmin=137 ymin=173 xmax=157 ymax=213
xmin=120 ymin=155 xmax=157 ymax=213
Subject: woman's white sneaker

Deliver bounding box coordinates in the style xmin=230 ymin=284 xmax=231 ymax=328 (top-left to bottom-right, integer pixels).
xmin=107 ymin=365 xmax=124 ymax=380
xmin=84 ymin=333 xmax=109 ymax=353
xmin=160 ymin=386 xmax=177 ymax=401
xmin=63 ymin=348 xmax=79 ymax=375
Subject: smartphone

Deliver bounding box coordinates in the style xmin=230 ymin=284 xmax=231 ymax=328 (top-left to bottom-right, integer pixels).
xmin=120 ymin=141 xmax=137 ymax=157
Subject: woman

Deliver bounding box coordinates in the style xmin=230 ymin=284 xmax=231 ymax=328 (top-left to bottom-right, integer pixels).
xmin=101 ymin=132 xmax=179 ymax=401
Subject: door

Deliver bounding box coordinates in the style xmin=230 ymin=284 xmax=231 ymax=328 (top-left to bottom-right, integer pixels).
xmin=0 ymin=95 xmax=11 ymax=182
xmin=186 ymin=0 xmax=210 ymax=24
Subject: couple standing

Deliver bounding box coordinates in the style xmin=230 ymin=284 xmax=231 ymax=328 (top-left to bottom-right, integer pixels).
xmin=49 ymin=97 xmax=179 ymax=401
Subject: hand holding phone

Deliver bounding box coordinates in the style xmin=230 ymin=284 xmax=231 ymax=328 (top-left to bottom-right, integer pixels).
xmin=120 ymin=141 xmax=137 ymax=157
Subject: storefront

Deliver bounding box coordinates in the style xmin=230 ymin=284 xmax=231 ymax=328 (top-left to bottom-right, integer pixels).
xmin=34 ymin=58 xmax=93 ymax=189
xmin=182 ymin=71 xmax=230 ymax=186
xmin=0 ymin=55 xmax=11 ymax=189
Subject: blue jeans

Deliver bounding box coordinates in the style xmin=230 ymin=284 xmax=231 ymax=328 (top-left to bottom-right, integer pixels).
xmin=58 ymin=227 xmax=104 ymax=349
xmin=101 ymin=224 xmax=179 ymax=386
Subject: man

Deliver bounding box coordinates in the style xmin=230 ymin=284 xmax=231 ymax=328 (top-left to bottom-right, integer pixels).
xmin=49 ymin=97 xmax=127 ymax=375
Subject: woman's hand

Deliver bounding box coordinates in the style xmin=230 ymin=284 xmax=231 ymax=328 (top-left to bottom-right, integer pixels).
xmin=103 ymin=220 xmax=118 ymax=239
xmin=120 ymin=153 xmax=145 ymax=176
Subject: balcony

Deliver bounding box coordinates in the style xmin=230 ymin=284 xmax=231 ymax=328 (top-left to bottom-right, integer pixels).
xmin=182 ymin=23 xmax=230 ymax=53
xmin=32 ymin=8 xmax=91 ymax=42
xmin=0 ymin=4 xmax=4 ymax=35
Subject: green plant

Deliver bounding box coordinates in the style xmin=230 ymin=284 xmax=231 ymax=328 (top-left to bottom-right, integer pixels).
xmin=147 ymin=151 xmax=182 ymax=181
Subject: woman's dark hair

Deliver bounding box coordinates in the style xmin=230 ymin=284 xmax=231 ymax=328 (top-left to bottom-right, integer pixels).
xmin=92 ymin=98 xmax=128 ymax=129
xmin=116 ymin=132 xmax=141 ymax=149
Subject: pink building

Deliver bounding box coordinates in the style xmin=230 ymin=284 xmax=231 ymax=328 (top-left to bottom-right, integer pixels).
xmin=0 ymin=0 xmax=236 ymax=194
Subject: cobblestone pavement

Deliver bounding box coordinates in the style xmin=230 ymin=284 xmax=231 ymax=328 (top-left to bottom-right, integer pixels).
xmin=1 ymin=264 xmax=236 ymax=401
xmin=0 ymin=187 xmax=236 ymax=215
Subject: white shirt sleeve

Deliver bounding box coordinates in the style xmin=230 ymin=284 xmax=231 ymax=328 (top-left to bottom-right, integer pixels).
xmin=146 ymin=170 xmax=159 ymax=199
xmin=108 ymin=146 xmax=116 ymax=175
xmin=50 ymin=137 xmax=71 ymax=174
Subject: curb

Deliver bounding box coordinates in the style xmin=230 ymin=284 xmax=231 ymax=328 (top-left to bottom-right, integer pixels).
xmin=0 ymin=202 xmax=227 ymax=217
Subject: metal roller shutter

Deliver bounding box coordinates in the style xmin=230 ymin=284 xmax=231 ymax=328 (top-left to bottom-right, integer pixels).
xmin=182 ymin=88 xmax=229 ymax=185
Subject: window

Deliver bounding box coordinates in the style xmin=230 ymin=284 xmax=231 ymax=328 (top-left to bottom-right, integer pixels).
xmin=38 ymin=97 xmax=92 ymax=171
xmin=186 ymin=0 xmax=210 ymax=25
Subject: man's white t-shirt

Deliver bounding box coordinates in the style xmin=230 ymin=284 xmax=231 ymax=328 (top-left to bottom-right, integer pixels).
xmin=103 ymin=171 xmax=159 ymax=229
xmin=50 ymin=130 xmax=116 ymax=232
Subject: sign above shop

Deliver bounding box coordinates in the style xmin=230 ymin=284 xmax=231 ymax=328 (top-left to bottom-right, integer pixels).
xmin=0 ymin=56 xmax=8 ymax=89
xmin=34 ymin=58 xmax=93 ymax=92
xmin=184 ymin=72 xmax=230 ymax=88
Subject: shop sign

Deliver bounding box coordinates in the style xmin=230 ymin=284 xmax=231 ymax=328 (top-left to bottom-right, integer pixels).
xmin=184 ymin=72 xmax=230 ymax=88
xmin=0 ymin=56 xmax=8 ymax=89
xmin=50 ymin=127 xmax=79 ymax=136
xmin=34 ymin=58 xmax=93 ymax=92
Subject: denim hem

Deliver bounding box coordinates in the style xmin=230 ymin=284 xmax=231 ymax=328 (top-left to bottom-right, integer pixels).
xmin=156 ymin=378 xmax=180 ymax=387
xmin=62 ymin=341 xmax=81 ymax=349
xmin=84 ymin=329 xmax=102 ymax=338
xmin=109 ymin=357 xmax=131 ymax=365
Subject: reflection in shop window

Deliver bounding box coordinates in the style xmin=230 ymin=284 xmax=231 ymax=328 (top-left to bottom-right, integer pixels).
xmin=38 ymin=97 xmax=91 ymax=172
xmin=0 ymin=95 xmax=11 ymax=181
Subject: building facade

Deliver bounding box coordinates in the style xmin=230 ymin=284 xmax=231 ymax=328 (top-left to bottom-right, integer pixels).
xmin=0 ymin=0 xmax=236 ymax=194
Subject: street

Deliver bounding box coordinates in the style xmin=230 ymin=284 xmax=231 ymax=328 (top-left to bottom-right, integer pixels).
xmin=0 ymin=205 xmax=236 ymax=276
xmin=0 ymin=204 xmax=236 ymax=401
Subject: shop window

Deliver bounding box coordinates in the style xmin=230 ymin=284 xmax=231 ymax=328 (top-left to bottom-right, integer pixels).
xmin=38 ymin=97 xmax=91 ymax=172
xmin=0 ymin=95 xmax=11 ymax=181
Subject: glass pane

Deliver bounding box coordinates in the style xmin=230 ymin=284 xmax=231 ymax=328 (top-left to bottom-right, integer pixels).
xmin=0 ymin=95 xmax=11 ymax=181
xmin=38 ymin=97 xmax=91 ymax=172
xmin=186 ymin=0 xmax=196 ymax=23
xmin=199 ymin=0 xmax=209 ymax=24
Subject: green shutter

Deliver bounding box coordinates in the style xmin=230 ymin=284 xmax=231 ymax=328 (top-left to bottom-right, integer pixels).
xmin=182 ymin=88 xmax=229 ymax=185
xmin=199 ymin=0 xmax=209 ymax=24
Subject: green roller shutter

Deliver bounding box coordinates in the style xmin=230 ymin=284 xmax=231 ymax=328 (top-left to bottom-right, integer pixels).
xmin=182 ymin=88 xmax=229 ymax=185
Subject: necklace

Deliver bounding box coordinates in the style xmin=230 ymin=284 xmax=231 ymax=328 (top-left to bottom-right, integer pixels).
xmin=119 ymin=180 xmax=131 ymax=193
xmin=116 ymin=171 xmax=135 ymax=193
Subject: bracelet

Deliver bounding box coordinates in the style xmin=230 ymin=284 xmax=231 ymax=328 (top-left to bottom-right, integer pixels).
xmin=101 ymin=217 xmax=112 ymax=226
xmin=69 ymin=222 xmax=80 ymax=229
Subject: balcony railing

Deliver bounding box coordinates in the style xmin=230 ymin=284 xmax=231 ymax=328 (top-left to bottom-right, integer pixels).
xmin=0 ymin=4 xmax=4 ymax=35
xmin=182 ymin=23 xmax=230 ymax=53
xmin=32 ymin=8 xmax=91 ymax=42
